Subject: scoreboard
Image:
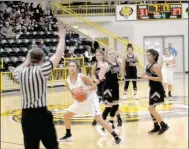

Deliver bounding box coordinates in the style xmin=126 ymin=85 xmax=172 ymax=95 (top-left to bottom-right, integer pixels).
xmin=137 ymin=4 xmax=182 ymax=20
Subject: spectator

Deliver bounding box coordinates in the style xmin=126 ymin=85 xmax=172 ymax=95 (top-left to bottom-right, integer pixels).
xmin=36 ymin=4 xmax=43 ymax=14
xmin=0 ymin=2 xmax=7 ymax=12
xmin=37 ymin=39 xmax=52 ymax=56
xmin=20 ymin=2 xmax=25 ymax=15
xmin=16 ymin=7 xmax=21 ymax=15
xmin=29 ymin=3 xmax=35 ymax=12
xmin=38 ymin=16 xmax=47 ymax=31
xmin=92 ymin=40 xmax=99 ymax=53
xmin=34 ymin=8 xmax=41 ymax=21
xmin=3 ymin=11 xmax=10 ymax=20
xmin=168 ymin=43 xmax=177 ymax=57
xmin=0 ymin=21 xmax=15 ymax=38
xmin=31 ymin=39 xmax=37 ymax=49
xmin=30 ymin=18 xmax=36 ymax=31
xmin=23 ymin=16 xmax=31 ymax=30
xmin=6 ymin=4 xmax=12 ymax=13
xmin=25 ymin=3 xmax=30 ymax=12
xmin=84 ymin=46 xmax=94 ymax=63
xmin=10 ymin=7 xmax=18 ymax=20
xmin=0 ymin=11 xmax=3 ymax=21
xmin=14 ymin=20 xmax=22 ymax=33
xmin=64 ymin=49 xmax=72 ymax=58
xmin=24 ymin=10 xmax=33 ymax=18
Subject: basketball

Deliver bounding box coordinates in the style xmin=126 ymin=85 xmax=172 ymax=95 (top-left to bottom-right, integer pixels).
xmin=73 ymin=88 xmax=87 ymax=102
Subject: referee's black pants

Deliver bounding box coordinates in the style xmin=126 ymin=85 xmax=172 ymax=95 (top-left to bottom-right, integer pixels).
xmin=21 ymin=107 xmax=59 ymax=149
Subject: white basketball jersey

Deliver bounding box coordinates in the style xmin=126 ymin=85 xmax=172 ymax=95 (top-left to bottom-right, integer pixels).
xmin=67 ymin=73 xmax=88 ymax=91
xmin=162 ymin=55 xmax=174 ymax=67
xmin=67 ymin=73 xmax=97 ymax=100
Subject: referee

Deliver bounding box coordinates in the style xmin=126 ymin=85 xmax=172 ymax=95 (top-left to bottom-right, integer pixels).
xmin=13 ymin=24 xmax=66 ymax=149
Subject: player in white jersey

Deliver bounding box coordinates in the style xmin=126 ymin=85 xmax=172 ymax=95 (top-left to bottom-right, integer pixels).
xmin=59 ymin=60 xmax=121 ymax=144
xmin=161 ymin=48 xmax=176 ymax=97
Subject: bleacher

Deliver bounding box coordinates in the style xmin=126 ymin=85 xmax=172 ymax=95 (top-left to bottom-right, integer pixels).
xmin=0 ymin=1 xmax=99 ymax=72
xmin=0 ymin=1 xmax=103 ymax=91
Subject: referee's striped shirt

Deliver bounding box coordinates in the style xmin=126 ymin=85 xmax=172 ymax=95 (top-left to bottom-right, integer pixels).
xmin=13 ymin=61 xmax=53 ymax=109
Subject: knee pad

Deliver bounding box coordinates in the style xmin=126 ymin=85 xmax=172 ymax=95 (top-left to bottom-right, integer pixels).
xmin=110 ymin=105 xmax=119 ymax=117
xmin=102 ymin=107 xmax=111 ymax=120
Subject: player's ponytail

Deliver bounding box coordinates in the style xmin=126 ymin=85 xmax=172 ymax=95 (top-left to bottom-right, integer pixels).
xmin=154 ymin=50 xmax=159 ymax=62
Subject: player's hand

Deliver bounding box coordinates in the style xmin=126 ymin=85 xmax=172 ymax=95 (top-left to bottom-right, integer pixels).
xmin=79 ymin=88 xmax=88 ymax=96
xmin=94 ymin=79 xmax=100 ymax=85
xmin=76 ymin=86 xmax=88 ymax=95
xmin=57 ymin=22 xmax=67 ymax=39
xmin=132 ymin=63 xmax=137 ymax=67
xmin=141 ymin=74 xmax=150 ymax=80
xmin=129 ymin=62 xmax=133 ymax=66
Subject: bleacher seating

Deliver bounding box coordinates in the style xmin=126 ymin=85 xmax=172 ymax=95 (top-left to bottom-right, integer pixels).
xmin=0 ymin=1 xmax=99 ymax=71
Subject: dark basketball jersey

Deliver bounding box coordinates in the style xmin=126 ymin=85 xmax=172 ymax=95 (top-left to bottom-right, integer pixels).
xmin=104 ymin=61 xmax=120 ymax=87
xmin=146 ymin=62 xmax=165 ymax=106
xmin=125 ymin=54 xmax=137 ymax=72
xmin=146 ymin=62 xmax=164 ymax=89
xmin=102 ymin=61 xmax=120 ymax=104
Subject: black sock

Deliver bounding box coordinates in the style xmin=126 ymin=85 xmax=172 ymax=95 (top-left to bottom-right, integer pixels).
xmin=116 ymin=114 xmax=121 ymax=121
xmin=109 ymin=120 xmax=115 ymax=129
xmin=66 ymin=129 xmax=71 ymax=136
xmin=111 ymin=131 xmax=118 ymax=139
xmin=160 ymin=121 xmax=166 ymax=127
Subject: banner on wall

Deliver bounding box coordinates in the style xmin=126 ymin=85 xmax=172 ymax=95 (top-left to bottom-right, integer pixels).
xmin=116 ymin=5 xmax=137 ymax=21
xmin=182 ymin=3 xmax=189 ymax=19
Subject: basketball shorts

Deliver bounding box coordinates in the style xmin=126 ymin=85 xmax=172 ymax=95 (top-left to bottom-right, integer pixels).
xmin=67 ymin=93 xmax=101 ymax=116
xmin=125 ymin=69 xmax=137 ymax=79
xmin=149 ymin=87 xmax=165 ymax=107
xmin=102 ymin=85 xmax=119 ymax=106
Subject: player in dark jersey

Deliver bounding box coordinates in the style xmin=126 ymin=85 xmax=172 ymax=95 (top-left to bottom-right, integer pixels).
xmin=91 ymin=50 xmax=105 ymax=126
xmin=98 ymin=50 xmax=122 ymax=129
xmin=142 ymin=49 xmax=169 ymax=135
xmin=91 ymin=50 xmax=122 ymax=127
xmin=122 ymin=44 xmax=139 ymax=100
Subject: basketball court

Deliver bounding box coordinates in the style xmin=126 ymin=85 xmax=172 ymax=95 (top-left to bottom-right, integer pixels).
xmin=1 ymin=73 xmax=188 ymax=149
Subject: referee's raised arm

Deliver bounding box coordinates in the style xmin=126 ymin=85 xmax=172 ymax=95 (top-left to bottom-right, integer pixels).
xmin=49 ymin=23 xmax=67 ymax=68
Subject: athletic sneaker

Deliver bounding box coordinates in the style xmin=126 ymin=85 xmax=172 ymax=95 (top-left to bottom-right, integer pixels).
xmin=158 ymin=124 xmax=169 ymax=135
xmin=134 ymin=94 xmax=139 ymax=100
xmin=59 ymin=135 xmax=73 ymax=142
xmin=148 ymin=125 xmax=160 ymax=134
xmin=168 ymin=92 xmax=172 ymax=97
xmin=114 ymin=137 xmax=122 ymax=144
xmin=96 ymin=125 xmax=107 ymax=137
xmin=123 ymin=94 xmax=127 ymax=100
